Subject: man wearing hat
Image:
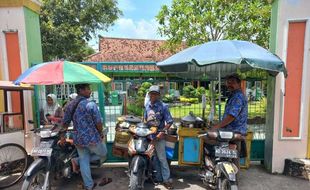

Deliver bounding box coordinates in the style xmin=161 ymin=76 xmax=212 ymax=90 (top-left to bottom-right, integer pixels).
xmin=144 ymin=85 xmax=174 ymax=189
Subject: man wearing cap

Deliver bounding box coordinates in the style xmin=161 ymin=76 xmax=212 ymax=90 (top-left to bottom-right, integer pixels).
xmin=144 ymin=85 xmax=174 ymax=189
xmin=212 ymin=74 xmax=248 ymax=135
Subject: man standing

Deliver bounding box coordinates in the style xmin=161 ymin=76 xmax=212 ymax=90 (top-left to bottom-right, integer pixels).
xmin=144 ymin=85 xmax=174 ymax=189
xmin=61 ymin=83 xmax=107 ymax=190
xmin=212 ymin=74 xmax=248 ymax=135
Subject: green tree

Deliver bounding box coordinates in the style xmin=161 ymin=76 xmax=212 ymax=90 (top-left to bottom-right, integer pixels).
xmin=156 ymin=0 xmax=271 ymax=51
xmin=40 ymin=0 xmax=122 ymax=61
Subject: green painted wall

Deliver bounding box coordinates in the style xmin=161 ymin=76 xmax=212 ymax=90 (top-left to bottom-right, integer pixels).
xmin=265 ymin=0 xmax=279 ymax=172
xmin=24 ymin=7 xmax=43 ymax=65
xmin=24 ymin=7 xmax=43 ymax=125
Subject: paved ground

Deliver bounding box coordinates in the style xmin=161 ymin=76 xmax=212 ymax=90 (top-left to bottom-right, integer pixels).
xmin=8 ymin=163 xmax=310 ymax=190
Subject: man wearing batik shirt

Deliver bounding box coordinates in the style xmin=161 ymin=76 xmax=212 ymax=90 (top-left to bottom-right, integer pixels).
xmin=212 ymin=74 xmax=248 ymax=170
xmin=144 ymin=85 xmax=174 ymax=189
xmin=60 ymin=83 xmax=107 ymax=190
xmin=212 ymin=74 xmax=248 ymax=135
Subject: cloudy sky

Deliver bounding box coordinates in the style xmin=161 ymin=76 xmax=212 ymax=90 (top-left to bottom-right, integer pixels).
xmin=89 ymin=0 xmax=172 ymax=51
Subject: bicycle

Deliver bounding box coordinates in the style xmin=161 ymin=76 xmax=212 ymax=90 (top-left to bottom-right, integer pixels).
xmin=0 ymin=143 xmax=28 ymax=189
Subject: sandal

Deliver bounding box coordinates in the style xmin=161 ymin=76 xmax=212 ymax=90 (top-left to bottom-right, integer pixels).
xmin=98 ymin=177 xmax=112 ymax=186
xmin=77 ymin=182 xmax=97 ymax=190
xmin=163 ymin=181 xmax=174 ymax=189
xmin=77 ymin=181 xmax=84 ymax=189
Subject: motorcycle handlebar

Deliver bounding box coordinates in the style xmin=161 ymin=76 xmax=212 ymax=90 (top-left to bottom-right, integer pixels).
xmin=198 ymin=131 xmax=245 ymax=141
xmin=197 ymin=133 xmax=208 ymax=138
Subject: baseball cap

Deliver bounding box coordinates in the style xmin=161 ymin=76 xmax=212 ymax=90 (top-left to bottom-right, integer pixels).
xmin=149 ymin=85 xmax=160 ymax=94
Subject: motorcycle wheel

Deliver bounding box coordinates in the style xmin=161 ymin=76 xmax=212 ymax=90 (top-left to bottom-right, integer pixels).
xmin=220 ymin=178 xmax=238 ymax=190
xmin=129 ymin=170 xmax=143 ymax=190
xmin=21 ymin=169 xmax=50 ymax=190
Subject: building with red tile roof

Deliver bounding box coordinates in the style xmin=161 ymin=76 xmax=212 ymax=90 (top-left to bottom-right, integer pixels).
xmin=86 ymin=37 xmax=173 ymax=63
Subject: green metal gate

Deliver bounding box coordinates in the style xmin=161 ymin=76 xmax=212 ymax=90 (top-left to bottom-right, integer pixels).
xmin=32 ymin=62 xmax=266 ymax=162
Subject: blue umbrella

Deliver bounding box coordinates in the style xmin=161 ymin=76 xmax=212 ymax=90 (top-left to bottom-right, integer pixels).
xmin=156 ymin=40 xmax=287 ymax=120
xmin=157 ymin=40 xmax=287 ymax=79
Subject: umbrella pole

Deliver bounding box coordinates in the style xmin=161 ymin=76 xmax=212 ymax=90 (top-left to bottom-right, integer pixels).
xmin=218 ymin=68 xmax=221 ymax=121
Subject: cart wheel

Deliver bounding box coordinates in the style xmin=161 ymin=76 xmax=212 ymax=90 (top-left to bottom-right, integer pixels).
xmin=0 ymin=143 xmax=28 ymax=189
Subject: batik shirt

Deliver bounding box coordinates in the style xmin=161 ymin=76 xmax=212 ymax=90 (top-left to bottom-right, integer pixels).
xmin=63 ymin=96 xmax=102 ymax=146
xmin=222 ymin=89 xmax=248 ymax=135
xmin=144 ymin=100 xmax=174 ymax=129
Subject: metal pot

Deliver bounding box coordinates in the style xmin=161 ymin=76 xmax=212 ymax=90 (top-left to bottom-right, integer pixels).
xmin=181 ymin=112 xmax=205 ymax=128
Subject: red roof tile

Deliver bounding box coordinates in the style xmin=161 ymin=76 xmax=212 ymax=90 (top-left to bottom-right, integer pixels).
xmin=86 ymin=37 xmax=174 ymax=62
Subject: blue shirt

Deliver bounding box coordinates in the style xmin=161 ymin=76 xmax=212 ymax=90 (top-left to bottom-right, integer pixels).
xmin=144 ymin=100 xmax=173 ymax=129
xmin=63 ymin=96 xmax=102 ymax=146
xmin=222 ymin=89 xmax=248 ymax=135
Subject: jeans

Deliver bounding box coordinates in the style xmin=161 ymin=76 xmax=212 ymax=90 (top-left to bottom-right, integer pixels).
xmin=76 ymin=142 xmax=107 ymax=190
xmin=154 ymin=139 xmax=170 ymax=182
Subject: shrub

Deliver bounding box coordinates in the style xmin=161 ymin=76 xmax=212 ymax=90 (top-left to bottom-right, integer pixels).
xmin=163 ymin=94 xmax=173 ymax=103
xmin=183 ymin=85 xmax=196 ymax=98
xmin=127 ymin=103 xmax=144 ymax=116
xmin=189 ymin=98 xmax=199 ymax=104
xmin=136 ymin=82 xmax=152 ymax=108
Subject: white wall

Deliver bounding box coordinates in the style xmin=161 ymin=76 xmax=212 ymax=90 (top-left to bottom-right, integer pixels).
xmin=0 ymin=7 xmax=33 ymax=138
xmin=272 ymin=0 xmax=310 ymax=173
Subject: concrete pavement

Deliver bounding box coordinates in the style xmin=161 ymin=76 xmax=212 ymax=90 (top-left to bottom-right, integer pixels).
xmin=8 ymin=163 xmax=310 ymax=190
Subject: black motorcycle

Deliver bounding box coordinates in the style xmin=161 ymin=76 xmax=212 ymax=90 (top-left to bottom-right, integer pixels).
xmin=21 ymin=124 xmax=77 ymax=190
xmin=198 ymin=130 xmax=243 ymax=190
xmin=127 ymin=122 xmax=159 ymax=190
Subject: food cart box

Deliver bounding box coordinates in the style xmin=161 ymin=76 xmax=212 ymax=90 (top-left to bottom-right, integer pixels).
xmin=112 ymin=130 xmax=131 ymax=158
xmin=178 ymin=126 xmax=206 ymax=166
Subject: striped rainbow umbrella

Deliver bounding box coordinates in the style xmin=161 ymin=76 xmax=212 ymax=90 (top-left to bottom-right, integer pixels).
xmin=14 ymin=61 xmax=111 ymax=85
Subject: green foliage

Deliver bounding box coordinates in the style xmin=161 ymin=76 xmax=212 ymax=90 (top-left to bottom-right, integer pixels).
xmin=135 ymin=82 xmax=152 ymax=108
xmin=141 ymin=82 xmax=152 ymax=89
xmin=182 ymin=85 xmax=196 ymax=98
xmin=179 ymin=96 xmax=199 ymax=104
xmin=189 ymin=98 xmax=199 ymax=104
xmin=163 ymin=94 xmax=174 ymax=103
xmin=137 ymin=82 xmax=152 ymax=97
xmin=237 ymin=69 xmax=268 ymax=80
xmin=156 ymin=0 xmax=271 ymax=51
xmin=40 ymin=0 xmax=122 ymax=61
xmin=182 ymin=85 xmax=206 ymax=101
xmin=127 ymin=104 xmax=143 ymax=116
xmin=104 ymin=83 xmax=112 ymax=103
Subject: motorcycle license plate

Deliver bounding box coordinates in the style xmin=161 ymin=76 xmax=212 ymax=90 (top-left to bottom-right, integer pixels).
xmin=31 ymin=147 xmax=53 ymax=157
xmin=215 ymin=148 xmax=238 ymax=158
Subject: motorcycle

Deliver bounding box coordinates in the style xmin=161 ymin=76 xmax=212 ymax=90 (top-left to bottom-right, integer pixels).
xmin=21 ymin=124 xmax=78 ymax=190
xmin=198 ymin=130 xmax=244 ymax=190
xmin=127 ymin=122 xmax=158 ymax=190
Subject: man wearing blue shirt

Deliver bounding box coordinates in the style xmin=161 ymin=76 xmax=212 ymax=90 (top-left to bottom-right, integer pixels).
xmin=61 ymin=84 xmax=107 ymax=190
xmin=144 ymin=85 xmax=174 ymax=189
xmin=212 ymin=74 xmax=248 ymax=170
xmin=212 ymin=74 xmax=248 ymax=135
